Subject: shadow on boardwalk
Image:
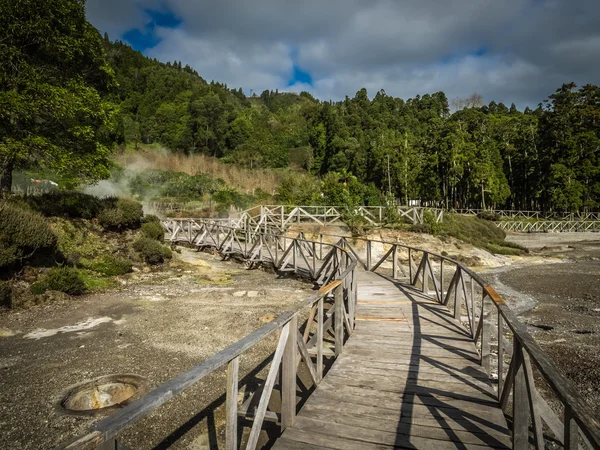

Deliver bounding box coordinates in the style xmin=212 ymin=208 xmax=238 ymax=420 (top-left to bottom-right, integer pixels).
xmin=273 ymin=271 xmax=511 ymax=449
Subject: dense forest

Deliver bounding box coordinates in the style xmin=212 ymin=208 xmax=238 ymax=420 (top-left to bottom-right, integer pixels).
xmin=2 ymin=0 xmax=599 ymax=212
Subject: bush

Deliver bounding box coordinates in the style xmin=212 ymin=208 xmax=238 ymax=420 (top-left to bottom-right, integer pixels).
xmin=423 ymin=209 xmax=441 ymax=235
xmin=477 ymin=211 xmax=501 ymax=221
xmin=90 ymin=255 xmax=133 ymax=276
xmin=0 ymin=202 xmax=57 ymax=268
xmin=133 ymin=238 xmax=172 ymax=264
xmin=142 ymin=214 xmax=161 ymax=224
xmin=99 ymin=198 xmax=143 ymax=231
xmin=32 ymin=267 xmax=87 ymax=296
xmin=0 ymin=282 xmax=11 ymax=307
xmin=409 ymin=223 xmax=432 ymax=234
xmin=141 ymin=222 xmax=164 ymax=241
xmin=27 ymin=192 xmax=105 ymax=219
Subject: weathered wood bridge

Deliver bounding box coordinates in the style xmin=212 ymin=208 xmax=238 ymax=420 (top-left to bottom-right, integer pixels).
xmin=58 ymin=219 xmax=600 ymax=450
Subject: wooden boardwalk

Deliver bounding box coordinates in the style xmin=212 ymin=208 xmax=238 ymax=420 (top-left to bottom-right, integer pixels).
xmin=274 ymin=270 xmax=511 ymax=449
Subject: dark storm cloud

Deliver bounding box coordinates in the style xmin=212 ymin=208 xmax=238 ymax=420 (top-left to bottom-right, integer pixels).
xmin=85 ymin=0 xmax=600 ymax=108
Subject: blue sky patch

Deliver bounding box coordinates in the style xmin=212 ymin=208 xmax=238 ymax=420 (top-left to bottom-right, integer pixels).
xmin=288 ymin=65 xmax=313 ymax=86
xmin=122 ymin=7 xmax=182 ymax=52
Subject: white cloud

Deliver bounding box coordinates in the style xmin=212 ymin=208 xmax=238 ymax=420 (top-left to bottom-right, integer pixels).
xmin=85 ymin=0 xmax=600 ymax=107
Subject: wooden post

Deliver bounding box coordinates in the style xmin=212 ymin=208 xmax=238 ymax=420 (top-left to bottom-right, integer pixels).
xmin=317 ymin=298 xmax=324 ymax=381
xmin=334 ymin=285 xmax=343 ymax=356
xmin=512 ymin=340 xmax=529 ymax=450
xmin=440 ymin=259 xmax=444 ymax=300
xmin=312 ymin=242 xmax=316 ymax=277
xmin=454 ymin=268 xmax=462 ymax=320
xmin=225 ymin=357 xmax=239 ymax=450
xmin=408 ymin=248 xmax=413 ymax=284
xmin=497 ymin=313 xmax=504 ymax=399
xmin=349 ymin=269 xmax=356 ymax=331
xmin=319 ymin=235 xmax=323 ymax=260
xmin=292 ymin=241 xmax=297 ymax=271
xmin=480 ymin=294 xmax=490 ymax=372
xmin=367 ymin=240 xmax=372 ymax=271
xmin=564 ymin=406 xmax=580 ymax=450
xmin=422 ymin=253 xmax=429 ymax=294
xmin=281 ymin=316 xmax=297 ymax=431
xmin=392 ymin=245 xmax=398 ymax=279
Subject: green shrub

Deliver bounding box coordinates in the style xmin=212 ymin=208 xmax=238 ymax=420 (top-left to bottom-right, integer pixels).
xmin=0 ymin=202 xmax=57 ymax=268
xmin=32 ymin=267 xmax=87 ymax=296
xmin=99 ymin=198 xmax=143 ymax=231
xmin=409 ymin=223 xmax=432 ymax=234
xmin=477 ymin=211 xmax=501 ymax=221
xmin=27 ymin=192 xmax=105 ymax=219
xmin=485 ymin=244 xmax=524 ymax=256
xmin=423 ymin=209 xmax=441 ymax=235
xmin=0 ymin=282 xmax=11 ymax=307
xmin=141 ymin=222 xmax=164 ymax=241
xmin=133 ymin=238 xmax=172 ymax=264
xmin=142 ymin=214 xmax=161 ymax=224
xmin=90 ymin=255 xmax=133 ymax=276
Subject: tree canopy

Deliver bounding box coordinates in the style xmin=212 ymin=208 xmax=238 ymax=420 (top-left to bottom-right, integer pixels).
xmin=0 ymin=0 xmax=115 ymax=191
xmin=2 ymin=1 xmax=599 ymax=212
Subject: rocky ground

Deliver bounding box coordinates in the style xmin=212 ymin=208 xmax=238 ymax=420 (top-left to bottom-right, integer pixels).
xmin=486 ymin=233 xmax=600 ymax=418
xmin=1 ymin=227 xmax=599 ymax=449
xmin=0 ymin=248 xmax=313 ymax=449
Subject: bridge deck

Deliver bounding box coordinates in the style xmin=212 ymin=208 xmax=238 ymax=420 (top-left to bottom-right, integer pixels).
xmin=274 ymin=270 xmax=511 ymax=449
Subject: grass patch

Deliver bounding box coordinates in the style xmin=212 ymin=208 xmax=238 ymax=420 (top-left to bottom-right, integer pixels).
xmin=78 ymin=270 xmax=117 ymax=292
xmin=439 ymin=214 xmax=528 ymax=255
xmin=89 ymin=255 xmax=132 ymax=276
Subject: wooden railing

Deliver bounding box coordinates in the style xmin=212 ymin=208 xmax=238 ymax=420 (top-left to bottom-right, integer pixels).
xmin=235 ymin=205 xmax=444 ymax=229
xmin=497 ymin=220 xmax=600 ymax=232
xmin=58 ymin=218 xmax=600 ymax=449
xmin=56 ymin=223 xmax=358 ymax=450
xmin=300 ymin=231 xmax=600 ymax=450
xmin=454 ymin=208 xmax=600 ymax=221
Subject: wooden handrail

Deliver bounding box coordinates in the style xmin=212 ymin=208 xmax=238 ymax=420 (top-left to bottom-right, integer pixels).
xmin=57 ymin=223 xmax=358 ymax=450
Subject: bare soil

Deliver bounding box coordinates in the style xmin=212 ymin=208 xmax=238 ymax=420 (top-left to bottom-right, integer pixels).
xmin=0 ymin=248 xmax=313 ymax=449
xmin=487 ymin=234 xmax=600 ymax=417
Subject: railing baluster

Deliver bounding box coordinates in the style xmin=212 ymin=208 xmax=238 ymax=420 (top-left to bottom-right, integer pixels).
xmin=281 ymin=316 xmax=297 ymax=431
xmin=481 ymin=294 xmax=490 ymax=372
xmin=317 ymin=297 xmax=324 ymax=381
xmin=226 ymin=357 xmax=239 ymax=450
xmin=392 ymin=244 xmax=398 ymax=280
xmin=454 ymin=267 xmax=462 ymax=320
xmin=565 ymin=406 xmax=580 ymax=450
xmin=513 ymin=339 xmax=529 ymax=450
xmin=334 ymin=284 xmax=343 ymax=356
xmin=497 ymin=313 xmax=504 ymax=399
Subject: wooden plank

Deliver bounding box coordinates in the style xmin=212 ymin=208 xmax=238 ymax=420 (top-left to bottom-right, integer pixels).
xmin=304 ymin=393 xmax=509 ymax=431
xmin=315 ymin=383 xmax=503 ymax=416
xmin=289 ymin=416 xmax=505 ymax=450
xmin=317 ymin=379 xmax=498 ymax=406
xmin=301 ymin=398 xmax=510 ymax=437
xmin=299 ymin=407 xmax=511 ymax=448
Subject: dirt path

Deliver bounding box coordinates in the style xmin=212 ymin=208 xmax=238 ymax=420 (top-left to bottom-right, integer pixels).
xmin=0 ymin=248 xmax=313 ymax=449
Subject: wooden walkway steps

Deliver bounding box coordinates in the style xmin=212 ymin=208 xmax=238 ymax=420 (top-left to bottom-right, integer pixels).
xmin=274 ymin=270 xmax=511 ymax=449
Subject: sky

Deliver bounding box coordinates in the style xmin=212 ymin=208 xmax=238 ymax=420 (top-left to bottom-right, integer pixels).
xmin=85 ymin=0 xmax=600 ymax=109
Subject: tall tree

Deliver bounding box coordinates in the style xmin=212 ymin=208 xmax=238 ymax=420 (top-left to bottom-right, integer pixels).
xmin=0 ymin=0 xmax=115 ymax=191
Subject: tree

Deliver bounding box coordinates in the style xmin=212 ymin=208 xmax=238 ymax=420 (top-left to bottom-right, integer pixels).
xmin=0 ymin=0 xmax=115 ymax=191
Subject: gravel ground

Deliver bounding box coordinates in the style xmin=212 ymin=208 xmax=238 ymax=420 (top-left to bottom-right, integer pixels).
xmin=488 ymin=235 xmax=600 ymax=418
xmin=0 ymin=248 xmax=313 ymax=450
